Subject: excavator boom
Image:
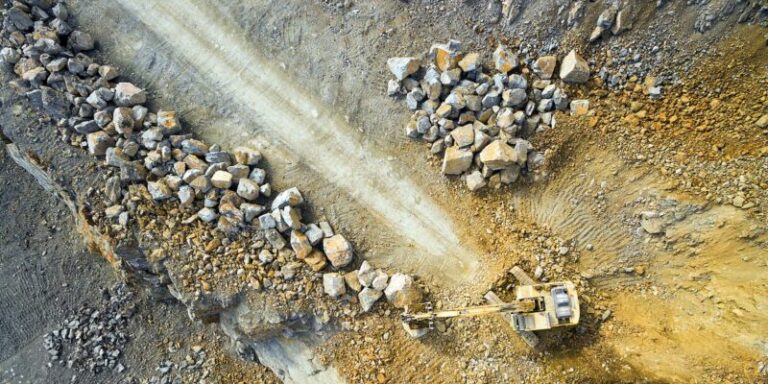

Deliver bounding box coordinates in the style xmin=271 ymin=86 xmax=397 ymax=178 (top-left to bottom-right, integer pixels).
xmin=401 ymin=300 xmax=535 ymax=323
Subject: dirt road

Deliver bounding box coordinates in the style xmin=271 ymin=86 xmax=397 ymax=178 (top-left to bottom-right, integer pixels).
xmin=106 ymin=0 xmax=481 ymax=286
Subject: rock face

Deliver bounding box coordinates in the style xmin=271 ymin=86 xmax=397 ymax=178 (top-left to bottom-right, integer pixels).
xmin=387 ymin=57 xmax=420 ymax=81
xmin=323 ymin=234 xmax=354 ymax=268
xmin=559 ymin=50 xmax=590 ymax=84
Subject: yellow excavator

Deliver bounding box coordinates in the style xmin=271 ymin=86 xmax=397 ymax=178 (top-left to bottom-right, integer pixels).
xmin=401 ymin=266 xmax=580 ymax=347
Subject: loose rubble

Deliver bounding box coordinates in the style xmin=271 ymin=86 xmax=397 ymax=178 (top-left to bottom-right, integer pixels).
xmin=43 ymin=283 xmax=134 ymax=375
xmin=387 ymin=40 xmax=591 ymax=191
xmin=0 ymin=1 xmax=419 ymax=324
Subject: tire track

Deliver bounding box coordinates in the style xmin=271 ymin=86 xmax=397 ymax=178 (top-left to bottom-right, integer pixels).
xmin=112 ymin=0 xmax=481 ymax=283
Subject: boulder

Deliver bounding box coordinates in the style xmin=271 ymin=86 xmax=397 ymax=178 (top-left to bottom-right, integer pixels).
xmin=570 ymin=99 xmax=590 ymax=116
xmin=358 ymin=287 xmax=383 ymax=312
xmin=384 ymin=273 xmax=414 ymax=303
xmin=358 ymin=260 xmax=375 ymax=287
xmin=493 ymin=45 xmax=518 ymax=73
xmin=559 ymin=50 xmax=590 ymax=84
xmin=466 ymin=170 xmax=487 ymax=192
xmin=532 ymin=56 xmax=557 ymax=80
xmin=211 ymin=171 xmax=233 ymax=189
xmin=304 ymin=250 xmax=328 ymax=272
xmin=441 ymin=147 xmax=473 ymax=175
xmin=387 ymin=57 xmax=420 ymax=81
xmin=450 ymin=124 xmax=475 ymax=148
xmin=458 ymin=52 xmax=480 ymax=72
xmin=271 ymin=187 xmax=304 ymax=210
xmin=114 ymin=82 xmax=146 ymax=107
xmin=86 ymin=131 xmax=114 ymax=156
xmin=323 ymin=234 xmax=354 ymax=268
xmin=479 ymin=140 xmax=517 ymax=170
xmin=323 ymin=273 xmax=346 ymax=298
xmin=344 ymin=270 xmax=363 ymax=292
xmin=236 ymin=178 xmax=259 ymax=201
xmin=429 ymin=40 xmax=462 ymax=71
xmin=290 ymin=230 xmax=313 ymax=259
xmin=234 ymin=146 xmax=262 ymax=165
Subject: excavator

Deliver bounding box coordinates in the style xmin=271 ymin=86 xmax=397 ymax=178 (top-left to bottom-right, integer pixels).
xmin=400 ymin=266 xmax=580 ymax=347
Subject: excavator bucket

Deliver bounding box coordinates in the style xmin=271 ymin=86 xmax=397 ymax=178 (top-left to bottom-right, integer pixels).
xmin=484 ymin=291 xmax=540 ymax=348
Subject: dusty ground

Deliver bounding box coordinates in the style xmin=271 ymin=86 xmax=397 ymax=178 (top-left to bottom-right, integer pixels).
xmin=2 ymin=0 xmax=767 ymax=383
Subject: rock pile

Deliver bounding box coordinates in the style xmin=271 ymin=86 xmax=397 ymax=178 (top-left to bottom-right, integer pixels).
xmin=0 ymin=1 xmax=417 ymax=316
xmin=386 ymin=41 xmax=590 ymax=191
xmin=43 ymin=283 xmax=134 ymax=374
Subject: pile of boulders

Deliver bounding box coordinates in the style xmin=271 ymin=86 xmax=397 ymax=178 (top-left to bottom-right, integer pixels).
xmin=43 ymin=283 xmax=134 ymax=374
xmin=386 ymin=40 xmax=590 ymax=191
xmin=323 ymin=261 xmax=421 ymax=313
xmin=0 ymin=1 xmax=416 ymax=316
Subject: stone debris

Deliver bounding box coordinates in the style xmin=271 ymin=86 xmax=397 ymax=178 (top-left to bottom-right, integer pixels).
xmin=387 ymin=41 xmax=590 ymax=191
xmin=0 ymin=0 xmax=425 ymax=344
xmin=43 ymin=283 xmax=134 ymax=374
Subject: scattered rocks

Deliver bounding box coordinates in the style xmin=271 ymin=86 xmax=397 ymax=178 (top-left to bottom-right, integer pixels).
xmin=43 ymin=283 xmax=134 ymax=374
xmin=387 ymin=41 xmax=589 ymax=191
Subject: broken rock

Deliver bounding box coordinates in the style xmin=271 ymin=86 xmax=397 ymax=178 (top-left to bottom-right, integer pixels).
xmin=323 ymin=273 xmax=346 ymax=298
xmin=323 ymin=234 xmax=354 ymax=268
xmin=358 ymin=287 xmax=383 ymax=312
xmin=387 ymin=57 xmax=420 ymax=81
xmin=441 ymin=146 xmax=473 ymax=175
xmin=114 ymin=82 xmax=146 ymax=107
xmin=559 ymin=50 xmax=590 ymax=84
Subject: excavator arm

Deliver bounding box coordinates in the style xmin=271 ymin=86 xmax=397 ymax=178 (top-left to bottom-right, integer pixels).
xmin=401 ymin=300 xmax=536 ymax=324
